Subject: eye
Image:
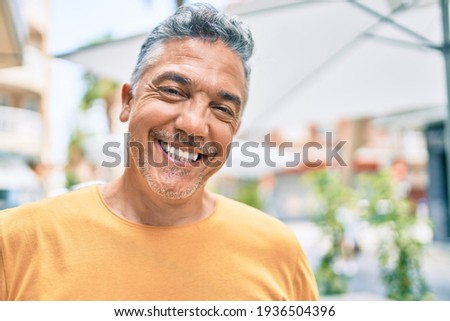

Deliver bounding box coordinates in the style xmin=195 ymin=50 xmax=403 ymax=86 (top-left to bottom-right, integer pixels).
xmin=212 ymin=105 xmax=234 ymax=116
xmin=159 ymin=87 xmax=186 ymax=97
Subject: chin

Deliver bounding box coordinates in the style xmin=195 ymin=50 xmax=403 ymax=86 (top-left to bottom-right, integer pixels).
xmin=148 ymin=182 xmax=198 ymax=200
xmin=145 ymin=173 xmax=205 ymax=200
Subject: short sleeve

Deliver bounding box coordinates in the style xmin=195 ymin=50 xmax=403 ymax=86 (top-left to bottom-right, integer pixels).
xmin=292 ymin=245 xmax=319 ymax=300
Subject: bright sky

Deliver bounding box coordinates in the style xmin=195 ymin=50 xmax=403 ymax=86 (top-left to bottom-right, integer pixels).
xmin=47 ymin=0 xmax=231 ymax=164
xmin=49 ymin=0 xmax=174 ymax=54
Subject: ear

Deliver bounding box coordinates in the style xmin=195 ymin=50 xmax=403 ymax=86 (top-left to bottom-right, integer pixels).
xmin=120 ymin=83 xmax=133 ymax=122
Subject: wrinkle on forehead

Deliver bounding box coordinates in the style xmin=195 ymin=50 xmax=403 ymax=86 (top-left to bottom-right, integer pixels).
xmin=140 ymin=38 xmax=246 ymax=104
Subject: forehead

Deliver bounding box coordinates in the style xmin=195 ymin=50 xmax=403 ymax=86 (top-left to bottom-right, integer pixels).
xmin=140 ymin=38 xmax=246 ymax=98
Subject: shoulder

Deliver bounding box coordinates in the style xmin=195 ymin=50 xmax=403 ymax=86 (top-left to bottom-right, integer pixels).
xmin=215 ymin=193 xmax=291 ymax=230
xmin=215 ymin=194 xmax=300 ymax=249
xmin=0 ymin=186 xmax=99 ymax=234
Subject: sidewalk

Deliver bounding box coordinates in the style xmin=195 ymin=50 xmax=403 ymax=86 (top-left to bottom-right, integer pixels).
xmin=287 ymin=221 xmax=450 ymax=300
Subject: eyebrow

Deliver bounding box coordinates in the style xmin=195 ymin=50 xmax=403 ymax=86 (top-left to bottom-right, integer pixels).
xmin=153 ymin=71 xmax=242 ymax=108
xmin=218 ymin=91 xmax=242 ymax=109
xmin=153 ymin=72 xmax=191 ymax=86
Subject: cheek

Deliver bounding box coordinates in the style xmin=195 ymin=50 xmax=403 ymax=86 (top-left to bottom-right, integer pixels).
xmin=209 ymin=114 xmax=239 ymax=139
xmin=130 ymin=101 xmax=177 ymax=132
xmin=210 ymin=127 xmax=235 ymax=156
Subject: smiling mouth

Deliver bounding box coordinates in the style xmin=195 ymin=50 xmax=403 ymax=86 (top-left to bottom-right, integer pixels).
xmin=158 ymin=140 xmax=202 ymax=163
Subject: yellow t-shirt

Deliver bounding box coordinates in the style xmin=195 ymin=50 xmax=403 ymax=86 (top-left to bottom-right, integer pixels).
xmin=0 ymin=186 xmax=318 ymax=300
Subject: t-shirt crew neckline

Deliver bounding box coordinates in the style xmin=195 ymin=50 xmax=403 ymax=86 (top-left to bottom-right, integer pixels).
xmin=93 ymin=185 xmax=220 ymax=231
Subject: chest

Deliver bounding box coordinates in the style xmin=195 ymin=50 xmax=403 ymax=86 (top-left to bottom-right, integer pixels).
xmin=6 ymin=227 xmax=292 ymax=300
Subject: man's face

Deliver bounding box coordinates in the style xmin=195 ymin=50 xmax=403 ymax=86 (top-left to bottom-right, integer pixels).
xmin=121 ymin=38 xmax=246 ymax=200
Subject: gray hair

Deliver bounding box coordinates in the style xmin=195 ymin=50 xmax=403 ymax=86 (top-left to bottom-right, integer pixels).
xmin=130 ymin=3 xmax=254 ymax=99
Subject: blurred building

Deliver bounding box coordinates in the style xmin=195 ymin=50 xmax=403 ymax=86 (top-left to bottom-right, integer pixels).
xmin=0 ymin=0 xmax=51 ymax=209
xmin=215 ymin=112 xmax=444 ymax=237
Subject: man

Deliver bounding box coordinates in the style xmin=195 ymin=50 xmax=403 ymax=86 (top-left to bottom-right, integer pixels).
xmin=0 ymin=3 xmax=318 ymax=300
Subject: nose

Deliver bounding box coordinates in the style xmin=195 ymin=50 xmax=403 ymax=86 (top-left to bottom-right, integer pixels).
xmin=174 ymin=101 xmax=209 ymax=138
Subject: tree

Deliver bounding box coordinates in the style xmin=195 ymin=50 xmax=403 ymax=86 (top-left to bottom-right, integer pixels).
xmin=79 ymin=72 xmax=119 ymax=133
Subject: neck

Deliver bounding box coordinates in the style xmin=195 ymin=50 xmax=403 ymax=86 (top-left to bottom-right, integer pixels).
xmin=100 ymin=170 xmax=216 ymax=227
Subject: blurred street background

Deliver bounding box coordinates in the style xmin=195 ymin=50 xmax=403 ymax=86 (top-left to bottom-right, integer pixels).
xmin=1 ymin=0 xmax=450 ymax=300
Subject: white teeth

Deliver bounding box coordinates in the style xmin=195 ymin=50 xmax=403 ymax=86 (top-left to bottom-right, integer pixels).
xmin=160 ymin=141 xmax=200 ymax=163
